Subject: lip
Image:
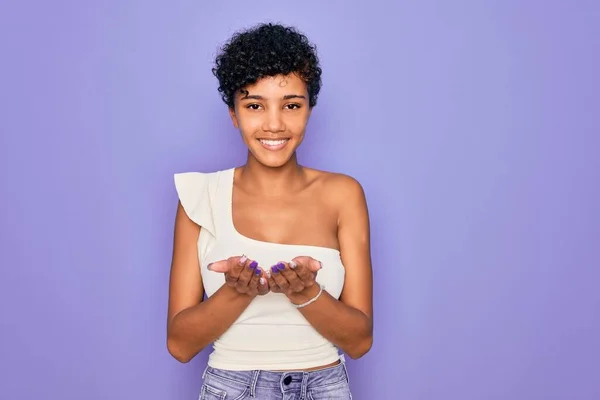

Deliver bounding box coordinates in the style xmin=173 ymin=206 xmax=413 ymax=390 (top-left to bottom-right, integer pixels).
xmin=257 ymin=138 xmax=290 ymax=151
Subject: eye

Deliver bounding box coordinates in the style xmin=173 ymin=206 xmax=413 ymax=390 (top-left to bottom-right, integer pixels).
xmin=285 ymin=103 xmax=302 ymax=110
xmin=246 ymin=103 xmax=262 ymax=110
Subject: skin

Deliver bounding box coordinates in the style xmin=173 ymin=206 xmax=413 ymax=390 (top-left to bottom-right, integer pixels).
xmin=166 ymin=73 xmax=373 ymax=369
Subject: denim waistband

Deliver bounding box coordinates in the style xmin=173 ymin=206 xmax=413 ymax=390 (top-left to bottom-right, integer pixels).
xmin=202 ymin=355 xmax=349 ymax=397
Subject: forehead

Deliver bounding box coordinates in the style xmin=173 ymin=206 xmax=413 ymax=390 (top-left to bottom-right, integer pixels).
xmin=240 ymin=74 xmax=307 ymax=96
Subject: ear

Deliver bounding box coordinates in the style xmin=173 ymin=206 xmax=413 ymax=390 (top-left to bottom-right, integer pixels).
xmin=228 ymin=106 xmax=239 ymax=128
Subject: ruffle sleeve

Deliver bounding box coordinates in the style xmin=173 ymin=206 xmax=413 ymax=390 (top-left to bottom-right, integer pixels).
xmin=173 ymin=172 xmax=216 ymax=238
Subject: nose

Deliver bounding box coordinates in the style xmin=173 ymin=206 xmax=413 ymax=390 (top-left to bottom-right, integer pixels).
xmin=262 ymin=108 xmax=286 ymax=133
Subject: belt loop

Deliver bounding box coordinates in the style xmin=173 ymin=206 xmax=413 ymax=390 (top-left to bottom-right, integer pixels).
xmin=201 ymin=365 xmax=208 ymax=380
xmin=300 ymin=372 xmax=309 ymax=399
xmin=250 ymin=370 xmax=259 ymax=397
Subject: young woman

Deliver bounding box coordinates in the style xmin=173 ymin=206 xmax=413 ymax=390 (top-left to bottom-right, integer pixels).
xmin=167 ymin=23 xmax=373 ymax=399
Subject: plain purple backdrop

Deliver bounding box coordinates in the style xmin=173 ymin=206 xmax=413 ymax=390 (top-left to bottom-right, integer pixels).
xmin=1 ymin=1 xmax=599 ymax=399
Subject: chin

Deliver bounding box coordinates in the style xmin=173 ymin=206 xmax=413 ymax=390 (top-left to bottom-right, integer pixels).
xmin=256 ymin=154 xmax=294 ymax=168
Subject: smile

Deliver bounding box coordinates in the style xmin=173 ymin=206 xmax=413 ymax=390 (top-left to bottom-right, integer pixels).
xmin=258 ymin=138 xmax=290 ymax=151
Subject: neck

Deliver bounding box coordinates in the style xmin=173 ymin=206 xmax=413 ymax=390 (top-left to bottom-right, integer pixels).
xmin=238 ymin=152 xmax=305 ymax=195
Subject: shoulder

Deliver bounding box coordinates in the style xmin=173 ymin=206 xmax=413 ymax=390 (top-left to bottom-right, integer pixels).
xmin=308 ymin=170 xmax=370 ymax=239
xmin=173 ymin=168 xmax=228 ymax=182
xmin=172 ymin=168 xmax=233 ymax=232
xmin=306 ymin=168 xmax=368 ymax=216
xmin=309 ymin=169 xmax=366 ymax=202
xmin=174 ymin=168 xmax=233 ymax=191
xmin=327 ymin=172 xmax=365 ymax=198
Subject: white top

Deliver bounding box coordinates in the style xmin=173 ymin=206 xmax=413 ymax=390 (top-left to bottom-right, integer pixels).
xmin=174 ymin=168 xmax=346 ymax=371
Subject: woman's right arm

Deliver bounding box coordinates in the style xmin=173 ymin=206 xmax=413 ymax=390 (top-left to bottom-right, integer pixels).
xmin=166 ymin=202 xmax=254 ymax=363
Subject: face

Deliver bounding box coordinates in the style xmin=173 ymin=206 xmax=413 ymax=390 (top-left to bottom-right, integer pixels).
xmin=229 ymin=73 xmax=312 ymax=168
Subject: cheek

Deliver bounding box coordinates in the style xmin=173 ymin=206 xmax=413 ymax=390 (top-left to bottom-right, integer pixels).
xmin=237 ymin=116 xmax=260 ymax=134
xmin=288 ymin=116 xmax=309 ymax=137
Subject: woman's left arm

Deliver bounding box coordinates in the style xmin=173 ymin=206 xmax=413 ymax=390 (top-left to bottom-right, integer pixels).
xmin=288 ymin=177 xmax=373 ymax=359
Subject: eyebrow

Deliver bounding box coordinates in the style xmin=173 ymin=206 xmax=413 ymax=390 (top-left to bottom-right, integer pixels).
xmin=240 ymin=94 xmax=306 ymax=100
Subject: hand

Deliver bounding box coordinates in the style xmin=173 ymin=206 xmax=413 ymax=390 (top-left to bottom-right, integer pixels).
xmin=267 ymin=256 xmax=322 ymax=296
xmin=207 ymin=255 xmax=269 ymax=297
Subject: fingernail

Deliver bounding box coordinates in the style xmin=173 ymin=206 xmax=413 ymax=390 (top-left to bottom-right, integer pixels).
xmin=249 ymin=261 xmax=258 ymax=269
xmin=207 ymin=263 xmax=213 ymax=271
xmin=239 ymin=254 xmax=248 ymax=265
xmin=271 ymin=265 xmax=279 ymax=274
xmin=255 ymin=267 xmax=262 ymax=275
xmin=260 ymin=277 xmax=266 ymax=285
xmin=319 ymin=261 xmax=323 ymax=269
xmin=289 ymin=260 xmax=297 ymax=269
xmin=277 ymin=262 xmax=285 ymax=271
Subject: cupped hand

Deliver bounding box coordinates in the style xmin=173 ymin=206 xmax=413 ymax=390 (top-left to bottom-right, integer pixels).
xmin=267 ymin=256 xmax=322 ymax=296
xmin=208 ymin=255 xmax=269 ymax=296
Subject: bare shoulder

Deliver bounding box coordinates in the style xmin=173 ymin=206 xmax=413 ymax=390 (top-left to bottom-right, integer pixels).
xmin=306 ymin=168 xmax=367 ymax=207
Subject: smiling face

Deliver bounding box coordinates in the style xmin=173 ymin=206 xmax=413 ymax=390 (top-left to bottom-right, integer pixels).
xmin=229 ymin=73 xmax=312 ymax=168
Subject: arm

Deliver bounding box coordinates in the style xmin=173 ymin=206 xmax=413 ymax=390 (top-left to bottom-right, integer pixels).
xmin=288 ymin=177 xmax=374 ymax=359
xmin=166 ymin=202 xmax=254 ymax=363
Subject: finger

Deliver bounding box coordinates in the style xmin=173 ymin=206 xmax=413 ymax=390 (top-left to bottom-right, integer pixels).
xmin=266 ymin=270 xmax=282 ymax=293
xmin=246 ymin=266 xmax=262 ymax=296
xmin=217 ymin=255 xmax=246 ymax=274
xmin=207 ymin=259 xmax=232 ymax=273
xmin=292 ymin=256 xmax=323 ymax=273
xmin=235 ymin=259 xmax=259 ymax=293
xmin=278 ymin=262 xmax=305 ymax=292
xmin=270 ymin=263 xmax=291 ymax=294
xmin=225 ymin=255 xmax=249 ymax=287
xmin=257 ymin=271 xmax=269 ymax=295
xmin=288 ymin=259 xmax=315 ymax=288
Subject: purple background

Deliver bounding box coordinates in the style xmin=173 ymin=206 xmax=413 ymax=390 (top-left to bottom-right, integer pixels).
xmin=1 ymin=1 xmax=599 ymax=399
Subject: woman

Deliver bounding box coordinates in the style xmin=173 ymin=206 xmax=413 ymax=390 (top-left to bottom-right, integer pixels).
xmin=167 ymin=23 xmax=373 ymax=399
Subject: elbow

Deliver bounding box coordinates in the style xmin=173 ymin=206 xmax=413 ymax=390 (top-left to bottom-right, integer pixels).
xmin=346 ymin=334 xmax=373 ymax=360
xmin=167 ymin=337 xmax=197 ymax=364
xmin=167 ymin=317 xmax=201 ymax=363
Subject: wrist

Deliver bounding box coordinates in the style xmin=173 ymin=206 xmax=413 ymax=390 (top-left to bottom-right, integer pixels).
xmin=287 ymin=283 xmax=321 ymax=304
xmin=221 ymin=284 xmax=256 ymax=302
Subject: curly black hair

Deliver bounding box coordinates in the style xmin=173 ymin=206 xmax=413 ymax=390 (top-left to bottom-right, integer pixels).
xmin=212 ymin=23 xmax=322 ymax=109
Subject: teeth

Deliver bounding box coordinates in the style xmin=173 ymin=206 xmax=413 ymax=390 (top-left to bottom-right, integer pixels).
xmin=259 ymin=139 xmax=287 ymax=146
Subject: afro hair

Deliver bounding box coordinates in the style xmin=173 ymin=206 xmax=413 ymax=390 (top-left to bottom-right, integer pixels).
xmin=212 ymin=23 xmax=322 ymax=109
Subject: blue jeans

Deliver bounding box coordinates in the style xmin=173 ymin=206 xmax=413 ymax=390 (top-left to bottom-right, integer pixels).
xmin=199 ymin=358 xmax=352 ymax=399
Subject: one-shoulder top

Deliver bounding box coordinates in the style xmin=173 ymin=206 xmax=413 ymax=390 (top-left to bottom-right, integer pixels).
xmin=174 ymin=168 xmax=346 ymax=371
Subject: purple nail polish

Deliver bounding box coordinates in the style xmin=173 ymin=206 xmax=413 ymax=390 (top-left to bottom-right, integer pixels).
xmin=249 ymin=261 xmax=258 ymax=269
xmin=255 ymin=267 xmax=262 ymax=275
xmin=207 ymin=263 xmax=213 ymax=270
xmin=271 ymin=265 xmax=279 ymax=274
xmin=277 ymin=262 xmax=285 ymax=271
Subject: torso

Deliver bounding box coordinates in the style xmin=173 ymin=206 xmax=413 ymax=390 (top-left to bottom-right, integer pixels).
xmin=188 ymin=167 xmax=349 ymax=371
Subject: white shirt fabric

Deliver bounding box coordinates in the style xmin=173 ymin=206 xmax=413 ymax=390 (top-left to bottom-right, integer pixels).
xmin=174 ymin=168 xmax=346 ymax=371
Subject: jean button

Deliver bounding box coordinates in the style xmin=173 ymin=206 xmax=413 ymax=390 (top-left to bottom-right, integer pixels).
xmin=283 ymin=375 xmax=292 ymax=385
